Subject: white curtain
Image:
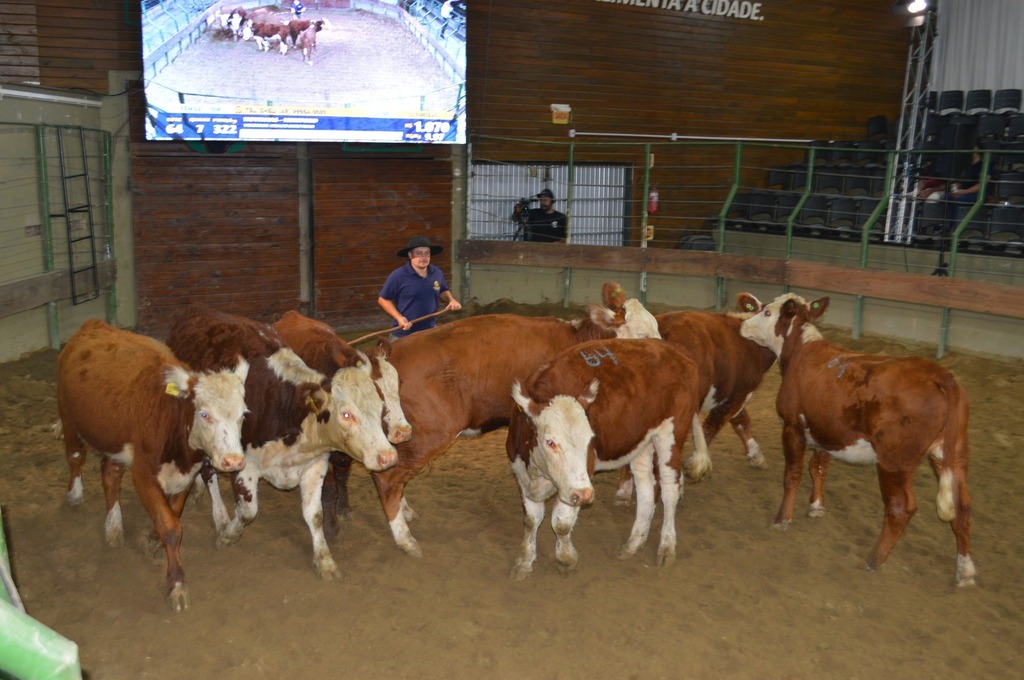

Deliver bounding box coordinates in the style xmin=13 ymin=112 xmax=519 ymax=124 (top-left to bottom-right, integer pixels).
xmin=934 ymin=0 xmax=1024 ymax=92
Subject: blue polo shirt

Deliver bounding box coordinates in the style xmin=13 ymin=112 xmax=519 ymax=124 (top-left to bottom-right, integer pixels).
xmin=380 ymin=262 xmax=450 ymax=337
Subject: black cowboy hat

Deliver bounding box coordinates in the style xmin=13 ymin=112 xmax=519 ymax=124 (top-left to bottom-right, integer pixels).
xmin=397 ymin=236 xmax=444 ymax=258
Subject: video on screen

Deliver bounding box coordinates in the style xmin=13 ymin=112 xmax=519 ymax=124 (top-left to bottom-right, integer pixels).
xmin=141 ymin=1 xmax=467 ymax=144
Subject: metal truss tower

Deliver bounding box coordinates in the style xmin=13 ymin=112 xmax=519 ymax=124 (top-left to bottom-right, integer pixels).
xmin=885 ymin=7 xmax=938 ymax=243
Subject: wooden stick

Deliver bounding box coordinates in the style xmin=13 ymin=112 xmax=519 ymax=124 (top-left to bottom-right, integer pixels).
xmin=347 ymin=308 xmax=452 ymax=345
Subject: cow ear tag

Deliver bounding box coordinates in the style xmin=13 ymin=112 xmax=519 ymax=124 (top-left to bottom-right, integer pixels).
xmin=165 ymin=382 xmax=181 ymax=397
xmin=745 ymin=303 xmax=755 ymax=312
xmin=812 ymin=302 xmax=821 ymax=309
xmin=357 ymin=360 xmax=364 ymax=367
xmin=306 ymin=395 xmax=322 ymax=415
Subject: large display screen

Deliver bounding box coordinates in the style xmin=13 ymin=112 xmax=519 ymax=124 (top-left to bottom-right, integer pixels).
xmin=141 ymin=1 xmax=466 ymax=144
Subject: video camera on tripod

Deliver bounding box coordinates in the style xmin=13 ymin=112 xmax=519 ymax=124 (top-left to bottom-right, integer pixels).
xmin=512 ymin=196 xmax=535 ymax=240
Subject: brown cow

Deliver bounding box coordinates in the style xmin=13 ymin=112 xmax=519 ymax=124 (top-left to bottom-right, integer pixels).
xmin=739 ymin=293 xmax=975 ymax=586
xmin=287 ymin=18 xmax=325 ymax=46
xmin=327 ymin=283 xmax=663 ymax=557
xmin=168 ymin=305 xmax=397 ymax=579
xmin=615 ymin=293 xmax=776 ymax=502
xmin=507 ymin=339 xmax=709 ymax=579
xmin=57 ymin=319 xmax=249 ymax=611
xmin=296 ymin=23 xmax=318 ymax=64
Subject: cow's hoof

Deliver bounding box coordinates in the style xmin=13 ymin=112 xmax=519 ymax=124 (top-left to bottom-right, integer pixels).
xmin=316 ymin=559 xmax=340 ymax=581
xmin=657 ymin=548 xmax=677 ymax=568
xmin=807 ymin=502 xmax=826 ymax=518
xmin=747 ymin=453 xmax=766 ymax=469
xmin=556 ymin=560 xmax=578 ymax=575
xmin=167 ymin=583 xmax=191 ymax=612
xmin=772 ymin=519 xmax=791 ymax=531
xmin=956 ymin=554 xmax=977 ymax=587
xmin=616 ymin=545 xmax=638 ymax=561
xmin=509 ymin=561 xmax=533 ymax=581
xmin=215 ymin=529 xmax=242 ymax=548
xmin=399 ymin=539 xmax=423 ymax=559
xmin=105 ymin=529 xmax=124 ymax=548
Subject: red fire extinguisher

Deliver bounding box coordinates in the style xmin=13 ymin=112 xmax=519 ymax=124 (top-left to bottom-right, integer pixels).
xmin=648 ymin=186 xmax=659 ymax=215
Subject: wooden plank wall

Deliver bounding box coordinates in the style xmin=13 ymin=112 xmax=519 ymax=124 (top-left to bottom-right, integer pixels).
xmin=310 ymin=150 xmax=455 ymax=329
xmin=468 ymin=0 xmax=908 ymax=152
xmin=130 ymin=127 xmax=303 ymax=338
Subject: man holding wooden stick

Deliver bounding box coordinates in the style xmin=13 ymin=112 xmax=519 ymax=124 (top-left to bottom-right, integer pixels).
xmin=378 ymin=236 xmax=462 ymax=339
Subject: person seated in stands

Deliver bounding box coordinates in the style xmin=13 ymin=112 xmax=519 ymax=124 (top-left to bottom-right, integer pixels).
xmin=916 ymin=159 xmax=947 ymax=202
xmin=949 ymin=148 xmax=991 ymax=205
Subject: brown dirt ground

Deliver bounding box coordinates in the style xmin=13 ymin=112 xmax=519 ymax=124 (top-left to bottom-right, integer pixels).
xmin=1 ymin=302 xmax=1022 ymax=679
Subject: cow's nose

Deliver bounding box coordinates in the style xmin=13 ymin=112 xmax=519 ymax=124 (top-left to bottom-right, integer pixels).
xmin=571 ymin=487 xmax=594 ymax=507
xmin=375 ymin=448 xmax=399 ymax=471
xmin=216 ymin=454 xmax=246 ymax=473
xmin=388 ymin=425 xmax=412 ymax=444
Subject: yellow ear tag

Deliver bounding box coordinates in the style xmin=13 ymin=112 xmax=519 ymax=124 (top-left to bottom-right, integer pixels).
xmin=165 ymin=383 xmax=180 ymax=397
xmin=306 ymin=395 xmax=321 ymax=415
xmin=357 ymin=360 xmax=364 ymax=367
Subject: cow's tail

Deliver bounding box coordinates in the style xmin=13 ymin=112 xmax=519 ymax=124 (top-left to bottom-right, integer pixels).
xmin=685 ymin=412 xmax=712 ymax=482
xmin=934 ymin=373 xmax=970 ymax=523
xmin=51 ymin=419 xmax=63 ymax=439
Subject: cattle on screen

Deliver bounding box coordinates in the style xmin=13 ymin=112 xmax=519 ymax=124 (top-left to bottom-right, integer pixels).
xmin=56 ymin=319 xmax=249 ymax=611
xmin=507 ymin=339 xmax=709 ymax=579
xmin=167 ymin=305 xmax=397 ymax=580
xmin=615 ymin=293 xmax=777 ymax=503
xmin=325 ymin=282 xmax=662 ymax=558
xmin=739 ymin=293 xmax=975 ymax=586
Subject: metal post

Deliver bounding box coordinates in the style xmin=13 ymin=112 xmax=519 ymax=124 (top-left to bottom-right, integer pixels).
xmin=35 ymin=127 xmax=60 ymax=349
xmin=563 ymin=142 xmax=575 ymax=307
xmin=103 ymin=131 xmax=117 ymax=324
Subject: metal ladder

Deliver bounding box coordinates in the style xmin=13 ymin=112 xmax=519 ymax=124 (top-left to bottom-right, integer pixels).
xmin=52 ymin=126 xmax=100 ymax=304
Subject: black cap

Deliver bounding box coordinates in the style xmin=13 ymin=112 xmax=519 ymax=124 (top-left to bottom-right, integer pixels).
xmin=537 ymin=188 xmax=555 ymax=200
xmin=397 ymin=236 xmax=444 ymax=258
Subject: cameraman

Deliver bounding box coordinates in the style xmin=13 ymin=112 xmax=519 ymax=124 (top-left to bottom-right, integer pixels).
xmin=511 ymin=188 xmax=567 ymax=242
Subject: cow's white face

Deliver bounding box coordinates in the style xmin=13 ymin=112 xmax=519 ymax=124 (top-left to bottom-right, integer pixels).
xmin=512 ymin=381 xmax=598 ymax=508
xmin=176 ymin=359 xmax=249 ymax=472
xmin=370 ymin=351 xmax=412 ymax=444
xmin=322 ymin=367 xmax=398 ymax=472
xmin=740 ymin=293 xmax=811 ymax=356
xmin=618 ymin=298 xmax=661 ymax=339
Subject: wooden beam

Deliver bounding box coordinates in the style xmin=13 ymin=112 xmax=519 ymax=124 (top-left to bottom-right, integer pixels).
xmin=456 ymin=240 xmax=1024 ymax=320
xmin=0 ymin=260 xmax=117 ymax=319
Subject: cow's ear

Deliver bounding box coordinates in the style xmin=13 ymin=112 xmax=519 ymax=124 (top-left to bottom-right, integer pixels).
xmin=579 ymin=379 xmax=599 ymax=409
xmin=163 ymin=365 xmax=193 ymax=400
xmin=737 ymin=292 xmax=761 ymax=314
xmin=602 ymin=281 xmax=627 ymax=312
xmin=511 ymin=381 xmax=537 ymax=416
xmin=233 ymin=357 xmax=250 ymax=384
xmin=298 ymin=382 xmax=327 ymax=415
xmin=374 ymin=337 xmax=393 ymax=360
xmin=808 ymin=297 xmax=830 ymax=320
xmin=586 ymin=303 xmax=618 ymax=330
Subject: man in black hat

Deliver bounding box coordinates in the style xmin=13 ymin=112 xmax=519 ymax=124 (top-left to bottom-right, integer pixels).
xmin=378 ymin=236 xmax=462 ymax=338
xmin=511 ymin=188 xmax=568 ymax=242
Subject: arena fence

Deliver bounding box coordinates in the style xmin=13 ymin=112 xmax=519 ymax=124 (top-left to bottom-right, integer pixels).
xmin=463 ymin=135 xmax=1024 ymax=357
xmin=0 ymin=122 xmax=116 ymax=342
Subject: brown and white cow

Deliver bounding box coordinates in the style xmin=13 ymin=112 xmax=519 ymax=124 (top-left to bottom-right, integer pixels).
xmin=271 ymin=310 xmax=411 ymax=540
xmin=167 ymin=305 xmax=397 ymax=579
xmin=615 ymin=293 xmax=776 ymax=502
xmin=507 ymin=339 xmax=710 ymax=579
xmin=245 ymin=20 xmax=291 ymax=54
xmin=739 ymin=293 xmax=975 ymax=586
xmin=327 ymin=283 xmax=662 ymax=558
xmin=57 ymin=319 xmax=249 ymax=611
